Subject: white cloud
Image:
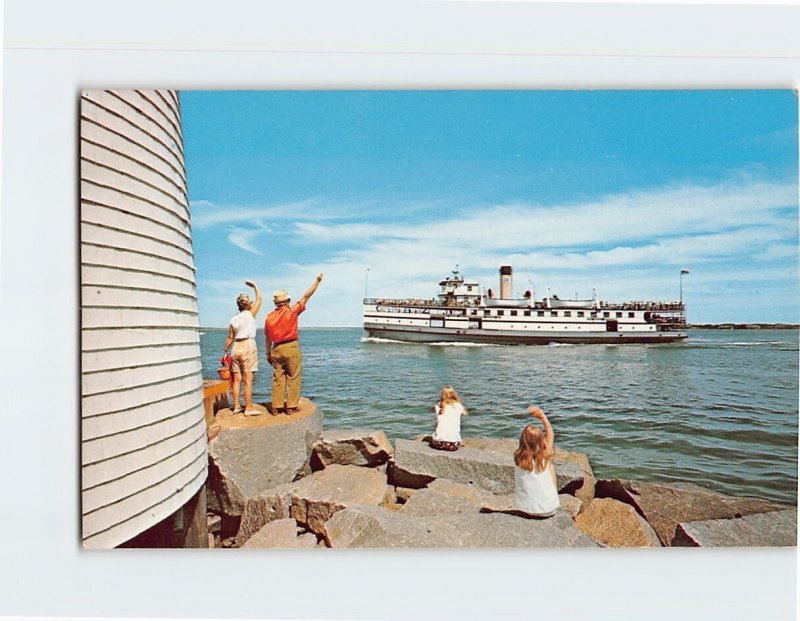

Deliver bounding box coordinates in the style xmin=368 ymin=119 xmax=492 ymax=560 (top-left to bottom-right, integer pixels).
xmin=195 ymin=177 xmax=798 ymax=326
xmin=227 ymin=228 xmax=262 ymax=255
xmin=755 ymin=244 xmax=800 ymax=262
xmin=290 ymin=179 xmax=796 ymax=252
xmin=294 ymin=221 xmax=391 ymax=241
xmin=190 ymin=198 xmax=324 ymax=228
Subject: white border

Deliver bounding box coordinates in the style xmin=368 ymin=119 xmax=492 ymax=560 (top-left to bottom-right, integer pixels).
xmin=1 ymin=1 xmax=797 ymax=619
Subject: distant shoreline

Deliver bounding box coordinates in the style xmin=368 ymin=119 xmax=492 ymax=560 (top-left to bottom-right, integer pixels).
xmin=687 ymin=323 xmax=799 ymax=330
xmin=200 ymin=324 xmax=799 ymax=331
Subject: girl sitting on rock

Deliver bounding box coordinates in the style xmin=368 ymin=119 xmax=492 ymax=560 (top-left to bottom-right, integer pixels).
xmin=513 ymin=406 xmax=560 ymax=517
xmin=430 ymin=385 xmax=467 ymax=451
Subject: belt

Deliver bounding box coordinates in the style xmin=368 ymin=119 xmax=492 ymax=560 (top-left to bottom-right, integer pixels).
xmin=273 ymin=339 xmax=297 ymax=346
xmin=234 ymin=337 xmax=253 ymax=341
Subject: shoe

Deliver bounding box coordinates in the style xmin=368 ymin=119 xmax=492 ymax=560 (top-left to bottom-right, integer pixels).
xmin=286 ymin=406 xmax=300 ymax=414
xmin=244 ymin=409 xmax=261 ymax=416
xmin=232 ymin=407 xmax=243 ymax=415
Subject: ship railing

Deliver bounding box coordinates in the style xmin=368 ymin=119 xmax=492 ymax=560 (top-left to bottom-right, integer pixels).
xmin=364 ymin=297 xmax=686 ymax=313
xmin=652 ymin=313 xmax=688 ymax=329
xmin=600 ymin=301 xmax=685 ymax=312
xmin=364 ymin=298 xmax=437 ymax=307
xmin=652 ymin=316 xmax=686 ymax=324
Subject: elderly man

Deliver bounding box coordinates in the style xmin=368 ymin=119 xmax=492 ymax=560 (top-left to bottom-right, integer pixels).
xmin=222 ymin=280 xmax=262 ymax=415
xmin=265 ymin=273 xmax=323 ymax=414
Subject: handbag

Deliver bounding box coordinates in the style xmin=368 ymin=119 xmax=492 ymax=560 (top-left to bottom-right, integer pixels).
xmin=217 ymin=354 xmax=232 ymax=381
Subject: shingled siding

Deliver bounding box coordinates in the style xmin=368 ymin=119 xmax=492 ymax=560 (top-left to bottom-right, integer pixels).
xmin=80 ymin=90 xmax=207 ymax=549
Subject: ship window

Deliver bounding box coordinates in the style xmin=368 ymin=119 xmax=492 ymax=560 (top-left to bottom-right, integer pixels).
xmin=537 ymin=311 xmax=545 ymax=317
xmin=484 ymin=310 xmax=491 ymax=316
xmin=577 ymin=311 xmax=584 ymax=317
xmin=590 ymin=311 xmax=597 ymax=318
xmin=467 ymin=286 xmax=473 ymax=291
xmin=524 ymin=310 xmax=531 ymax=317
xmin=603 ymin=312 xmax=610 ymax=318
xmin=510 ymin=310 xmax=517 ymax=316
xmin=550 ymin=311 xmax=558 ymax=317
xmin=564 ymin=311 xmax=572 ymax=317
xmin=628 ymin=312 xmax=635 ymax=318
xmin=615 ymin=312 xmax=623 ymax=318
xmin=471 ymin=310 xmax=478 ymax=315
xmin=497 ymin=310 xmax=505 ymax=316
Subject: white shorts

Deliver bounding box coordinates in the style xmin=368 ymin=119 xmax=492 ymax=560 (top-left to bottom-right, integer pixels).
xmin=231 ymin=338 xmax=258 ymax=374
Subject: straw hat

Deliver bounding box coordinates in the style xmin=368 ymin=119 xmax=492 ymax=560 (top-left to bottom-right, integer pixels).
xmin=273 ymin=289 xmax=290 ymax=304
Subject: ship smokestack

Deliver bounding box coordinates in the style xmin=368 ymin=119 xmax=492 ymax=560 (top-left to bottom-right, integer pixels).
xmin=499 ymin=265 xmax=513 ymax=300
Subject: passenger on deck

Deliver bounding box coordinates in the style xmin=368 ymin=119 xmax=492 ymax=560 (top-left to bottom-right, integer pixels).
xmin=430 ymin=385 xmax=467 ymax=451
xmin=513 ymin=406 xmax=560 ymax=517
xmin=264 ymin=273 xmax=323 ymax=414
xmin=222 ymin=280 xmax=262 ymax=416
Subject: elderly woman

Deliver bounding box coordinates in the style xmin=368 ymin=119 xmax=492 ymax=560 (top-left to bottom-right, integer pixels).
xmin=223 ymin=280 xmax=262 ymax=415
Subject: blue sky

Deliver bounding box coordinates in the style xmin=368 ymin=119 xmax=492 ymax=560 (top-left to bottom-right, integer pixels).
xmin=182 ymin=90 xmax=798 ymax=327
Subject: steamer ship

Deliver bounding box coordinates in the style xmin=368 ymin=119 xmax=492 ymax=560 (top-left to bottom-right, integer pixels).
xmin=363 ymin=266 xmax=687 ymax=345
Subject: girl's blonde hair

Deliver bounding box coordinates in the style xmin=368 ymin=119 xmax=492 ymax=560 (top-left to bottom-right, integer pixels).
xmin=438 ymin=385 xmax=466 ymax=415
xmin=514 ymin=423 xmax=549 ymax=473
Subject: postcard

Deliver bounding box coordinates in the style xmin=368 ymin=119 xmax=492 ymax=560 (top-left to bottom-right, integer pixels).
xmin=80 ymin=89 xmax=798 ymax=549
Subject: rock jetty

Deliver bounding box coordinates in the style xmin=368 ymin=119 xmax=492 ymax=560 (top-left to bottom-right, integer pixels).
xmin=203 ymin=398 xmax=796 ymax=548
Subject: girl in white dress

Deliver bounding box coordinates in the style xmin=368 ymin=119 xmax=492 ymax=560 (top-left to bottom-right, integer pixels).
xmin=430 ymin=385 xmax=467 ymax=451
xmin=513 ymin=406 xmax=560 ymax=517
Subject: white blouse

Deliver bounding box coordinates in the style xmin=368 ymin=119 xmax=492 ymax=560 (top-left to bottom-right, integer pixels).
xmin=230 ymin=310 xmax=256 ymax=339
xmin=433 ymin=402 xmax=465 ymax=443
xmin=514 ymin=463 xmax=560 ymax=516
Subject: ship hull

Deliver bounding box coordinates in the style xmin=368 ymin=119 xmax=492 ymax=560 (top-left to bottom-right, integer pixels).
xmin=364 ymin=324 xmax=687 ymax=345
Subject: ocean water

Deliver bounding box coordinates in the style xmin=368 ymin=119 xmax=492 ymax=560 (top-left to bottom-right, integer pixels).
xmin=201 ymin=328 xmax=799 ymax=505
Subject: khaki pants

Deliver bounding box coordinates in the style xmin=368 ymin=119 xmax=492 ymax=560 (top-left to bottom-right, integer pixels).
xmin=270 ymin=340 xmax=302 ymax=410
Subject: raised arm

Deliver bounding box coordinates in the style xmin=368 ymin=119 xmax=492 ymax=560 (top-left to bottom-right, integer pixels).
xmin=528 ymin=406 xmax=554 ymax=455
xmin=299 ymin=273 xmax=324 ymax=305
xmin=245 ymin=280 xmax=262 ymax=316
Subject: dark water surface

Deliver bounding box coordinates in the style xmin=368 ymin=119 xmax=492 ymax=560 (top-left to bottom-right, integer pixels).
xmin=201 ymin=328 xmax=798 ymax=505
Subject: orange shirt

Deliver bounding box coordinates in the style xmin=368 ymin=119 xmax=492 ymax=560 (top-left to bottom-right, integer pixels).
xmin=265 ymin=301 xmax=306 ymax=343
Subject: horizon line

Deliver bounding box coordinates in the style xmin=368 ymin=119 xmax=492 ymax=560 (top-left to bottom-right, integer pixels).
xmin=199 ymin=323 xmax=800 ymax=330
